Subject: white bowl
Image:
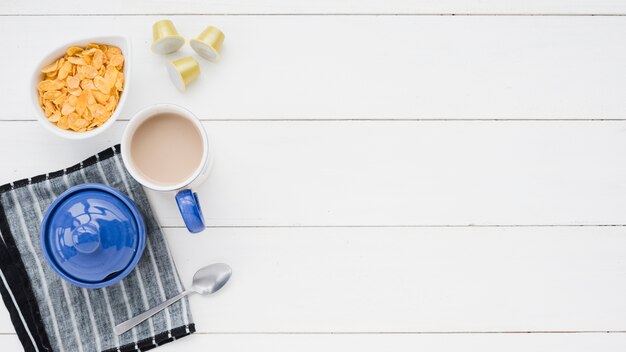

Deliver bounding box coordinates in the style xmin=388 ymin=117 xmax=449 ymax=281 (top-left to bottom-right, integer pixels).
xmin=31 ymin=36 xmax=131 ymax=140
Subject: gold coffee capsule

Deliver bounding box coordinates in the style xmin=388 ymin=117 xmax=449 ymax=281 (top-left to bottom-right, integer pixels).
xmin=167 ymin=56 xmax=200 ymax=92
xmin=151 ymin=20 xmax=185 ymax=55
xmin=190 ymin=26 xmax=225 ymax=62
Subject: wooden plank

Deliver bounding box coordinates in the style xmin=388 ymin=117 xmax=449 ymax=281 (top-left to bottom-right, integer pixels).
xmin=117 ymin=332 xmax=626 ymax=352
xmin=1 ymin=333 xmax=626 ymax=352
xmin=0 ymin=335 xmax=29 ymax=350
xmin=0 ymin=121 xmax=625 ymax=227
xmin=148 ymin=332 xmax=626 ymax=352
xmin=4 ymin=226 xmax=626 ymax=333
xmin=5 ymin=16 xmax=626 ymax=120
xmin=3 ymin=0 xmax=626 ymax=15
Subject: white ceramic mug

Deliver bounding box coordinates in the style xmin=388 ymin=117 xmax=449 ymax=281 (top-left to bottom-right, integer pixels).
xmin=121 ymin=104 xmax=212 ymax=233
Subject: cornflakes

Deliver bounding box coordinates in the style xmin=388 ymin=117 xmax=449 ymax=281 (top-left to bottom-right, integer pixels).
xmin=37 ymin=43 xmax=124 ymax=132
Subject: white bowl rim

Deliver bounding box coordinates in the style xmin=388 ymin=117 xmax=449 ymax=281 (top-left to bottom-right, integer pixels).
xmin=31 ymin=35 xmax=131 ymax=140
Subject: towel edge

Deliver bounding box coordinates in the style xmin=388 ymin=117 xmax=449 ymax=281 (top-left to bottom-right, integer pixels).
xmin=103 ymin=323 xmax=196 ymax=352
xmin=0 ymin=197 xmax=52 ymax=351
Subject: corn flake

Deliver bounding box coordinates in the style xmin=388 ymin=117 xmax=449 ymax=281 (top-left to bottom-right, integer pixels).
xmin=37 ymin=43 xmax=124 ymax=132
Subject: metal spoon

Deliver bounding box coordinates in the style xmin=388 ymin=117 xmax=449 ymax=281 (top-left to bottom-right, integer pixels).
xmin=114 ymin=263 xmax=232 ymax=335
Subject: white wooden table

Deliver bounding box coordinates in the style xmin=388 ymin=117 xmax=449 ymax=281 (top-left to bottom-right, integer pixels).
xmin=2 ymin=1 xmax=626 ymax=350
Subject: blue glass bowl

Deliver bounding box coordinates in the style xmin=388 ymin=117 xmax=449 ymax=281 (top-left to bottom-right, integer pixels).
xmin=40 ymin=183 xmax=146 ymax=288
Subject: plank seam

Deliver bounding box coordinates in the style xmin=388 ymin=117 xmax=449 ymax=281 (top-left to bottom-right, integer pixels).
xmin=190 ymin=331 xmax=626 ymax=334
xmin=0 ymin=331 xmax=625 ymax=335
xmin=160 ymin=224 xmax=626 ymax=229
xmin=3 ymin=119 xmax=626 ymax=122
xmin=2 ymin=14 xmax=626 ymax=17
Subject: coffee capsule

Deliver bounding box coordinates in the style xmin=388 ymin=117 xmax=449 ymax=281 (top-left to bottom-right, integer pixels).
xmin=151 ymin=20 xmax=185 ymax=55
xmin=167 ymin=57 xmax=200 ymax=92
xmin=190 ymin=26 xmax=225 ymax=62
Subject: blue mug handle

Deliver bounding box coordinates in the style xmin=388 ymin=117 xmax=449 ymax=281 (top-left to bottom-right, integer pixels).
xmin=175 ymin=189 xmax=205 ymax=233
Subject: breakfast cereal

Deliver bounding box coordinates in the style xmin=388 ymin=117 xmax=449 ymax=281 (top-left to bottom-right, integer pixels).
xmin=37 ymin=43 xmax=124 ymax=132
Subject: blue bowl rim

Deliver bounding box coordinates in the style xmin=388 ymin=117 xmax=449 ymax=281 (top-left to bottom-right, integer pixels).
xmin=40 ymin=183 xmax=146 ymax=289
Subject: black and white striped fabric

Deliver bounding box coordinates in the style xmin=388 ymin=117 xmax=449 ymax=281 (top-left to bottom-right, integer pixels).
xmin=0 ymin=145 xmax=195 ymax=352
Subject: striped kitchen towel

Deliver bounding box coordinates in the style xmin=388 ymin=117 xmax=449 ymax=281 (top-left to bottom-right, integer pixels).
xmin=0 ymin=145 xmax=195 ymax=352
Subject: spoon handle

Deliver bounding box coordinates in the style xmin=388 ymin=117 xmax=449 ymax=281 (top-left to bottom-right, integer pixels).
xmin=114 ymin=289 xmax=193 ymax=335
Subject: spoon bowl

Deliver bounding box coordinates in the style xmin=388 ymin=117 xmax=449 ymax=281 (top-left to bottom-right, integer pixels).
xmin=192 ymin=263 xmax=232 ymax=295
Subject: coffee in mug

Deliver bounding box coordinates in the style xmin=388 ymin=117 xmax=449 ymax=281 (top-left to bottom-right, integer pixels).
xmin=130 ymin=113 xmax=203 ymax=186
xmin=122 ymin=104 xmax=212 ymax=233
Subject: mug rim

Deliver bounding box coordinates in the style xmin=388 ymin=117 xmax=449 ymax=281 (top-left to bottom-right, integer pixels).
xmin=121 ymin=103 xmax=209 ymax=192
